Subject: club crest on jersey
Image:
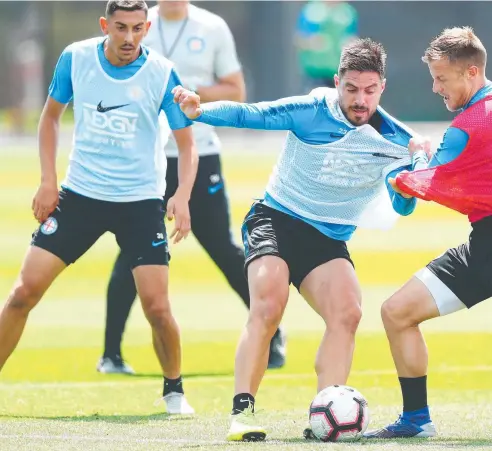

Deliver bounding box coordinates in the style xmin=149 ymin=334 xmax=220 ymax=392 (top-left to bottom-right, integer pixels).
xmin=187 ymin=37 xmax=205 ymax=53
xmin=40 ymin=217 xmax=58 ymax=235
xmin=127 ymin=85 xmax=144 ymax=101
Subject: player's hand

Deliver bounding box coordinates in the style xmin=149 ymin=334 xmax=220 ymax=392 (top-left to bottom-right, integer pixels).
xmin=32 ymin=181 xmax=59 ymax=223
xmin=388 ymin=176 xmax=412 ymax=199
xmin=172 ymin=86 xmax=202 ymax=119
xmin=166 ymin=190 xmax=191 ymax=244
xmin=408 ymin=135 xmax=432 ymax=158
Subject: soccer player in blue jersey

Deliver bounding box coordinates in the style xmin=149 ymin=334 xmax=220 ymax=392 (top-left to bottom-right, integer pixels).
xmin=365 ymin=27 xmax=492 ymax=440
xmin=174 ymin=38 xmax=424 ymax=441
xmin=0 ymin=0 xmax=197 ymax=415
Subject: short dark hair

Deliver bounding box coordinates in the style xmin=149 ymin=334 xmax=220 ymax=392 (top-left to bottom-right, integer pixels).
xmin=422 ymin=27 xmax=487 ymax=68
xmin=105 ymin=0 xmax=148 ymax=18
xmin=338 ymin=38 xmax=387 ymax=79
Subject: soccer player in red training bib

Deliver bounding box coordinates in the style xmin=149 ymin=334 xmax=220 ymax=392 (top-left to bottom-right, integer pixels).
xmin=365 ymin=27 xmax=492 ymax=439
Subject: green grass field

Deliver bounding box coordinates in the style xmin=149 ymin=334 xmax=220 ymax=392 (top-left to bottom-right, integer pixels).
xmin=1 ymin=136 xmax=491 ymax=451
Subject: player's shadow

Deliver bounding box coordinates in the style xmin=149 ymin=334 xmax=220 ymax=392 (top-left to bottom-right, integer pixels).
xmin=281 ymin=437 xmax=492 ymax=447
xmin=0 ymin=412 xmax=194 ymax=423
xmin=127 ymin=370 xmax=233 ymax=379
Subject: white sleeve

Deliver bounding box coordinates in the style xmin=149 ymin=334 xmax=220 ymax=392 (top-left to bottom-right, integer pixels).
xmin=213 ymin=18 xmax=242 ymax=79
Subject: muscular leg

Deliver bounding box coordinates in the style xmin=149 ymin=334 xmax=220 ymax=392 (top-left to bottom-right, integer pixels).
xmin=300 ymin=259 xmax=362 ymax=391
xmin=365 ymin=271 xmax=456 ymax=439
xmin=0 ymin=247 xmax=66 ymax=370
xmin=133 ymin=265 xmax=180 ymax=379
xmin=382 ymin=276 xmax=440 ymax=380
xmin=234 ymin=256 xmax=290 ymax=399
xmin=227 ymin=255 xmax=289 ymax=442
xmin=132 ymin=264 xmax=194 ymax=414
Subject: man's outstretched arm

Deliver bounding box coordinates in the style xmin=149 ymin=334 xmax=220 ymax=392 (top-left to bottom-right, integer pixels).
xmin=172 ymin=86 xmax=321 ymax=133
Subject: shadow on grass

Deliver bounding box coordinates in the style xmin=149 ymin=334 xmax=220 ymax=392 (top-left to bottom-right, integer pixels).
xmin=128 ymin=371 xmax=234 ymax=379
xmin=0 ymin=412 xmax=195 ymax=423
xmin=280 ymin=436 xmax=492 ymax=447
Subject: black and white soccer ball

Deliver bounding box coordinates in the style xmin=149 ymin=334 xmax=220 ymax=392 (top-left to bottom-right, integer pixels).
xmin=309 ymin=385 xmax=369 ymax=442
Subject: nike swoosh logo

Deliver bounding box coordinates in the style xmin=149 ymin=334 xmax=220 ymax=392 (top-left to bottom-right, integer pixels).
xmin=96 ymin=101 xmax=130 ymax=113
xmin=152 ymin=240 xmax=167 ymax=247
xmin=208 ymin=183 xmax=224 ymax=194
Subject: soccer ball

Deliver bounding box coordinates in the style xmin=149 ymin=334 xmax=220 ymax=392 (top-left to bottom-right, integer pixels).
xmin=309 ymin=385 xmax=369 ymax=442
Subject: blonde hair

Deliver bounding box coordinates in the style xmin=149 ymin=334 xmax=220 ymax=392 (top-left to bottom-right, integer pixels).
xmin=422 ymin=26 xmax=486 ymax=68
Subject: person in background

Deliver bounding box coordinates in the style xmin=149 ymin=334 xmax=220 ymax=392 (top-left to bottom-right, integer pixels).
xmin=296 ymin=0 xmax=358 ymax=90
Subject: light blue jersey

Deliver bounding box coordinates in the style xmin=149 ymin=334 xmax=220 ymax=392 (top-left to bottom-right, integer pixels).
xmin=195 ymin=88 xmax=417 ymax=240
xmin=49 ymin=37 xmax=192 ymax=202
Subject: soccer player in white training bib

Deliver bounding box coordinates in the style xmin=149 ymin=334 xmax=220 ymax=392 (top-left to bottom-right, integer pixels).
xmin=173 ymin=38 xmax=425 ymax=441
xmin=365 ymin=27 xmax=492 ymax=440
xmin=0 ymin=0 xmax=197 ymax=415
xmin=97 ymin=0 xmax=288 ymax=375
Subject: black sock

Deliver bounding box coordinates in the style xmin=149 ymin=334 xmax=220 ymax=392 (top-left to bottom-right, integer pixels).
xmin=104 ymin=253 xmax=137 ymax=358
xmin=399 ymin=376 xmax=428 ymax=412
xmin=232 ymin=393 xmax=255 ymax=415
xmin=163 ymin=376 xmax=184 ymax=396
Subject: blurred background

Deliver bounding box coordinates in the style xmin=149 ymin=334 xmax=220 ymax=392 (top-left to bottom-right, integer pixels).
xmin=1 ymin=0 xmax=492 ymax=135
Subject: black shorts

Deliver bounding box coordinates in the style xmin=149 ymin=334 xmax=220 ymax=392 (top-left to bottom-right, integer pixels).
xmin=164 ymin=154 xmax=226 ymax=210
xmin=32 ymin=188 xmax=169 ymax=268
xmin=241 ymin=201 xmax=353 ymax=291
xmin=427 ymin=215 xmax=492 ymax=308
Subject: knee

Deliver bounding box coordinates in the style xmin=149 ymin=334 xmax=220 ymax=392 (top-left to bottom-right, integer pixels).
xmin=141 ymin=296 xmax=173 ymax=326
xmin=7 ymin=282 xmax=43 ymax=314
xmin=328 ymin=302 xmax=362 ymax=335
xmin=381 ymin=296 xmax=413 ymax=330
xmin=248 ymin=297 xmax=284 ymax=331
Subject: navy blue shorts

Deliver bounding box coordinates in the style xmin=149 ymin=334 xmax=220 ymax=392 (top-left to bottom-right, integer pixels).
xmin=32 ymin=188 xmax=169 ymax=268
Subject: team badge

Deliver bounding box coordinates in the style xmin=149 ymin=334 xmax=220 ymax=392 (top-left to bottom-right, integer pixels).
xmin=187 ymin=37 xmax=205 ymax=53
xmin=127 ymin=85 xmax=144 ymax=101
xmin=40 ymin=217 xmax=58 ymax=235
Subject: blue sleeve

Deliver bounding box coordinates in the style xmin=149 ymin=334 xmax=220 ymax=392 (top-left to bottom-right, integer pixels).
xmin=194 ymin=95 xmax=320 ymax=134
xmin=386 ymin=166 xmax=417 ymax=216
xmin=160 ymin=68 xmax=192 ymax=130
xmin=48 ymin=47 xmax=73 ymax=104
xmin=428 ymin=127 xmax=468 ymax=168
